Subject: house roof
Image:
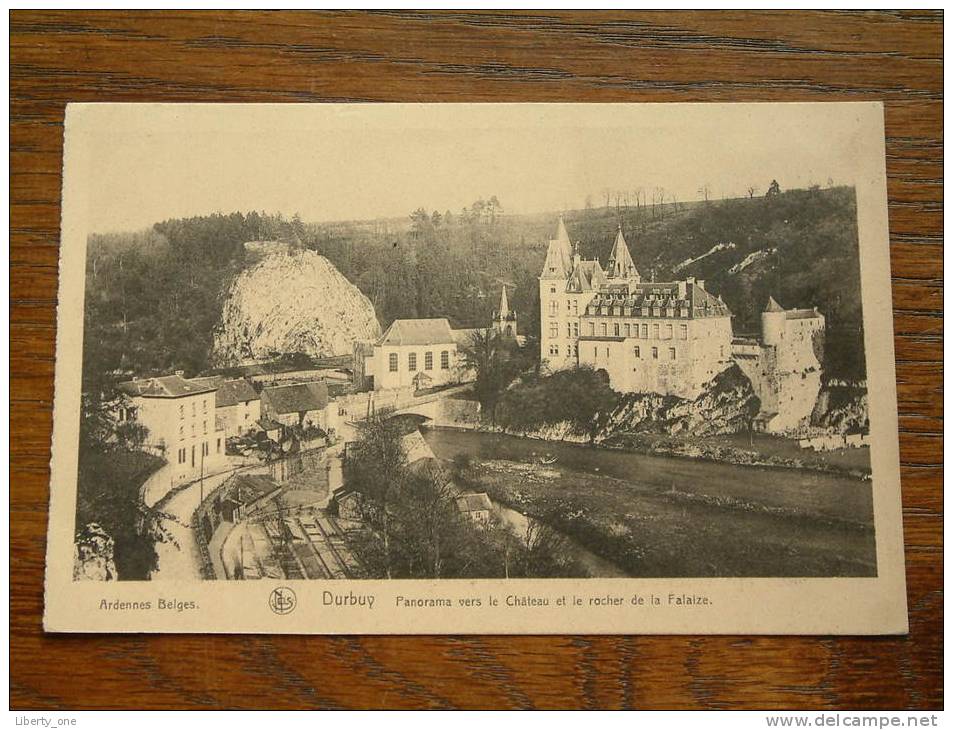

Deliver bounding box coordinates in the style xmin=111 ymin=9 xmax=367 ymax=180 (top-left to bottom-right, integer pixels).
xmin=262 ymin=381 xmax=328 ymax=414
xmin=215 ymin=378 xmax=259 ymax=407
xmin=376 ymin=318 xmax=456 ymax=347
xmin=117 ymin=374 xmax=215 ymax=399
xmin=456 ymin=492 xmax=493 ymax=512
xmin=222 ymin=473 xmax=281 ymax=505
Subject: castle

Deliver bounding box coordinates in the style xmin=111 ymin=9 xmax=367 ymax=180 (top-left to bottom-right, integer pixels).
xmin=538 ymin=218 xmax=825 ymax=433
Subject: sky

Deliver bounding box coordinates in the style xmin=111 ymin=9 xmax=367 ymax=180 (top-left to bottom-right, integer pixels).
xmin=71 ymin=103 xmax=878 ymax=234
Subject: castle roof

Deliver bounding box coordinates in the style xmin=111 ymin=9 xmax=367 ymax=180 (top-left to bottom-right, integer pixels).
xmin=566 ymin=259 xmax=607 ymax=293
xmin=584 ymin=280 xmax=731 ymax=319
xmin=606 ymin=227 xmax=640 ymax=280
xmin=764 ymin=296 xmax=785 ymax=313
xmin=376 ymin=318 xmax=456 ymax=346
xmin=540 ymin=217 xmax=574 ymax=280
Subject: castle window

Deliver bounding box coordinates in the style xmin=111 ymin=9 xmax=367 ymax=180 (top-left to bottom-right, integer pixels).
xmin=203 ymin=399 xmax=208 ymax=413
xmin=653 ymin=324 xmax=660 ymax=339
xmin=625 ymin=323 xmax=631 ymax=337
xmin=567 ymin=324 xmax=572 ymax=338
xmin=600 ymin=323 xmax=607 ymax=337
xmin=549 ymin=323 xmax=558 ymax=338
xmin=217 ymin=438 xmax=221 ymax=454
xmin=203 ymin=420 xmax=207 ymax=435
xmin=179 ymin=425 xmax=184 ymax=441
xmin=549 ymin=301 xmax=557 ymax=315
xmin=624 ymin=307 xmax=631 ymax=316
xmin=441 ymin=351 xmax=450 ymax=369
xmin=652 ymin=347 xmax=659 ymax=360
xmin=680 ymin=324 xmax=688 ymax=340
xmin=571 ymin=322 xmax=579 ymax=337
xmin=179 ymin=404 xmax=184 ymax=419
xmin=680 ymin=308 xmax=689 ymax=318
xmin=389 ymin=353 xmax=398 ymax=372
xmin=667 ymin=307 xmax=674 ymax=317
xmin=601 ymin=307 xmax=608 ymax=316
xmin=614 ymin=323 xmax=620 ymax=337
xmin=606 ymin=347 xmax=610 ymax=359
xmin=588 ymin=322 xmax=595 ymax=336
xmin=642 ymin=307 xmax=649 ymax=317
xmin=666 ymin=324 xmax=673 ymax=339
xmin=425 ymin=352 xmax=433 ymax=370
xmin=670 ymin=347 xmax=677 ymax=361
xmin=192 ymin=402 xmax=196 ymax=417
xmin=634 ymin=346 xmax=640 ymax=359
xmin=641 ymin=324 xmax=648 ymax=338
xmin=652 ymin=307 xmax=660 ymax=317
xmin=572 ymin=300 xmax=578 ymax=315
xmin=613 ymin=307 xmax=621 ymax=316
xmin=550 ymin=285 xmax=556 ymax=293
xmin=408 ymin=352 xmax=417 ymax=371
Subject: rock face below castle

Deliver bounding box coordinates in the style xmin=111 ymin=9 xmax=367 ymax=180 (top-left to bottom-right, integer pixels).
xmin=213 ymin=243 xmax=381 ymax=365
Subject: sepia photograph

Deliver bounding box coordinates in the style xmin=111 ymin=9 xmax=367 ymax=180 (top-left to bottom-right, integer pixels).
xmin=45 ymin=102 xmax=905 ymax=634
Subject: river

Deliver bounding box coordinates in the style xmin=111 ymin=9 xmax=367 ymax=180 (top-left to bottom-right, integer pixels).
xmin=421 ymin=427 xmax=877 ymax=578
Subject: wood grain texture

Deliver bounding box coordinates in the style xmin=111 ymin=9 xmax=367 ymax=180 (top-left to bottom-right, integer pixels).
xmin=10 ymin=10 xmax=941 ymax=710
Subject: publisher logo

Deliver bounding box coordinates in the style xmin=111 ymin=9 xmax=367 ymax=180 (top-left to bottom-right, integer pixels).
xmin=269 ymin=586 xmax=297 ymax=615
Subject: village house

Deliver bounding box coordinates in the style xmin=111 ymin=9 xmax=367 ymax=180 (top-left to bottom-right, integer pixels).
xmin=259 ymin=381 xmax=329 ymax=431
xmin=354 ymin=318 xmax=477 ymax=392
xmin=116 ymin=372 xmax=228 ymax=483
xmin=456 ymin=492 xmax=493 ymax=524
xmin=188 ymin=376 xmax=261 ymax=438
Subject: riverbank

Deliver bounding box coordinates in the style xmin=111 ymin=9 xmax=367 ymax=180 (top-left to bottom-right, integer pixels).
xmin=432 ymin=415 xmax=869 ymax=478
xmin=425 ymin=428 xmax=877 ymax=579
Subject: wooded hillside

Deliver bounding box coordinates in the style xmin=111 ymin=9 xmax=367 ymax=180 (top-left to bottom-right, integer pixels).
xmin=83 ymin=185 xmax=866 ymax=388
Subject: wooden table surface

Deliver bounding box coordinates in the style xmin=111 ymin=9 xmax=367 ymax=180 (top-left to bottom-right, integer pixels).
xmin=10 ymin=10 xmax=942 ymax=710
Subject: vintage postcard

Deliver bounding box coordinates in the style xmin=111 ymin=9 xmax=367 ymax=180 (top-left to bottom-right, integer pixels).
xmin=44 ymin=102 xmax=906 ymax=634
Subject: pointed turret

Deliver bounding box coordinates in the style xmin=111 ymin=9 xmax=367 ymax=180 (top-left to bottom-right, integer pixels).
xmin=540 ymin=216 xmax=574 ymax=280
xmin=555 ymin=216 xmax=571 ymax=247
xmin=606 ymin=225 xmax=641 ymax=282
xmin=764 ymin=295 xmax=785 ymax=312
xmin=498 ymin=285 xmax=510 ymax=320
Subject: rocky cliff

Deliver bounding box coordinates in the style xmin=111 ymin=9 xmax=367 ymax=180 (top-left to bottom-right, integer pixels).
xmin=599 ymin=364 xmax=761 ymax=439
xmin=811 ymin=382 xmax=869 ymax=434
xmin=213 ymin=243 xmax=381 ymax=365
xmin=73 ymin=523 xmax=117 ymax=581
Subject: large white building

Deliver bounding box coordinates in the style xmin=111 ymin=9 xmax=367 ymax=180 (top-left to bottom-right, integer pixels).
xmin=538 ymin=218 xmax=827 ymax=432
xmin=117 ymin=373 xmax=228 ymax=483
xmin=540 ymin=218 xmax=734 ymax=399
xmin=355 ymin=318 xmax=478 ymax=392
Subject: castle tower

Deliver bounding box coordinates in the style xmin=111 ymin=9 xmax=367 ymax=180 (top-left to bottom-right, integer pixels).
xmin=605 ymin=225 xmax=641 ymax=284
xmin=761 ymin=295 xmax=786 ymax=347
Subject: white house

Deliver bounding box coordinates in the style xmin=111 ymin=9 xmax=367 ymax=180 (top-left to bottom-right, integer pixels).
xmin=117 ymin=373 xmax=228 ymax=484
xmin=357 ymin=318 xmax=475 ymax=392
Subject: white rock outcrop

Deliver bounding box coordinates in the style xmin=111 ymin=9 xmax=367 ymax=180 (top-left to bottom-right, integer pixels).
xmin=213 ymin=243 xmax=381 ymax=365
